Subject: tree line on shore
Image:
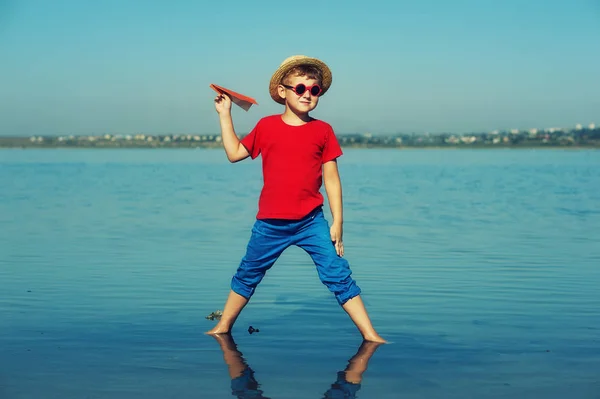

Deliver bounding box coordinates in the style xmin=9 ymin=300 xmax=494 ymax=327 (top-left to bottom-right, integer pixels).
xmin=1 ymin=127 xmax=598 ymax=148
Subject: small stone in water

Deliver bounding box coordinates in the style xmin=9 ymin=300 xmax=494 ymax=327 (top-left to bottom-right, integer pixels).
xmin=205 ymin=310 xmax=223 ymax=321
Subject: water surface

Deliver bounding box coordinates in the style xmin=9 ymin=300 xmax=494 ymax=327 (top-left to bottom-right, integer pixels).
xmin=1 ymin=148 xmax=599 ymax=398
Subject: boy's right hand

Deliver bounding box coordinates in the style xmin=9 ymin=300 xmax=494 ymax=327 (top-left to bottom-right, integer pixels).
xmin=214 ymin=92 xmax=232 ymax=115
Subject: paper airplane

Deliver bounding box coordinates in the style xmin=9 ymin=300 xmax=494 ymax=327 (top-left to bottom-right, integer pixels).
xmin=210 ymin=83 xmax=258 ymax=112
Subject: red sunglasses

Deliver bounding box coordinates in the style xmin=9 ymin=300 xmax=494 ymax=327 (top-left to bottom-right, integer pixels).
xmin=282 ymin=83 xmax=322 ymax=97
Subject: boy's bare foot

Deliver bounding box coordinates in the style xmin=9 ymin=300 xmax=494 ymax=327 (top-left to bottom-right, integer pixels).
xmin=205 ymin=324 xmax=231 ymax=335
xmin=205 ymin=290 xmax=249 ymax=335
xmin=362 ymin=333 xmax=387 ymax=343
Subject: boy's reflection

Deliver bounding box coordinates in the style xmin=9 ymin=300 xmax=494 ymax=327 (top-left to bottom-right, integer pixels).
xmin=210 ymin=334 xmax=382 ymax=398
xmin=212 ymin=333 xmax=270 ymax=399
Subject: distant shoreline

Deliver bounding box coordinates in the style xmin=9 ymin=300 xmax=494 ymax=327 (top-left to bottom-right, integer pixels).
xmin=1 ymin=128 xmax=598 ymax=150
xmin=1 ymin=144 xmax=598 ymax=150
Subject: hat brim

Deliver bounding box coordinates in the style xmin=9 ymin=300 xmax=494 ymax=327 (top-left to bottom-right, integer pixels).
xmin=269 ymin=57 xmax=332 ymax=105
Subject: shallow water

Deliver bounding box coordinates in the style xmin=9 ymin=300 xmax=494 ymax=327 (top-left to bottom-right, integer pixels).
xmin=1 ymin=148 xmax=599 ymax=398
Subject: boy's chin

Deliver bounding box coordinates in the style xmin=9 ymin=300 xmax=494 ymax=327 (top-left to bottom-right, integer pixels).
xmin=289 ymin=103 xmax=316 ymax=113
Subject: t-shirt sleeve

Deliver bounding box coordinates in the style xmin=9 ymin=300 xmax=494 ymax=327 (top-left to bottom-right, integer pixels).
xmin=322 ymin=125 xmax=343 ymax=163
xmin=240 ymin=121 xmax=261 ymax=159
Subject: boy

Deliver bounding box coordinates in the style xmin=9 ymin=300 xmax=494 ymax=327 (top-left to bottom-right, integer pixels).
xmin=207 ymin=55 xmax=385 ymax=343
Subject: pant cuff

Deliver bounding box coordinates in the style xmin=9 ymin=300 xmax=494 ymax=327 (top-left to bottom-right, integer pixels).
xmin=336 ymin=285 xmax=361 ymax=305
xmin=231 ymin=277 xmax=254 ymax=299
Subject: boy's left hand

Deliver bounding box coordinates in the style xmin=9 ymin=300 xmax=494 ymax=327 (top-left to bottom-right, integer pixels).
xmin=330 ymin=223 xmax=344 ymax=257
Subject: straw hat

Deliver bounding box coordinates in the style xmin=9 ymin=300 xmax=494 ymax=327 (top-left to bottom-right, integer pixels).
xmin=269 ymin=55 xmax=332 ymax=104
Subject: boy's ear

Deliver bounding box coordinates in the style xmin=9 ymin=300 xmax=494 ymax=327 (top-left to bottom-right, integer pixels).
xmin=277 ymin=85 xmax=287 ymax=102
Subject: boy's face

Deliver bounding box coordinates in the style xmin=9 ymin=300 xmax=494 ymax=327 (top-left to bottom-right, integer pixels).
xmin=278 ymin=74 xmax=320 ymax=115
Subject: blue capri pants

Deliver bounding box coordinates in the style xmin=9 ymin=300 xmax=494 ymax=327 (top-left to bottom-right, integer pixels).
xmin=231 ymin=207 xmax=361 ymax=305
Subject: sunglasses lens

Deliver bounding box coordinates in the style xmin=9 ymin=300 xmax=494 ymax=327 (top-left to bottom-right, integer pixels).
xmin=295 ymin=84 xmax=306 ymax=95
xmin=310 ymin=85 xmax=321 ymax=96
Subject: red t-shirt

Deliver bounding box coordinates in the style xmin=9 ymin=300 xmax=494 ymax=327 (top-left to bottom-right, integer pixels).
xmin=240 ymin=115 xmax=343 ymax=220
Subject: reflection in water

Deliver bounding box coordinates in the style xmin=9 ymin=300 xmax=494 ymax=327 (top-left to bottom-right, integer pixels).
xmin=210 ymin=334 xmax=382 ymax=398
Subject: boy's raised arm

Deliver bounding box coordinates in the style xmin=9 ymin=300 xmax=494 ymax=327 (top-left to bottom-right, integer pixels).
xmin=214 ymin=93 xmax=250 ymax=163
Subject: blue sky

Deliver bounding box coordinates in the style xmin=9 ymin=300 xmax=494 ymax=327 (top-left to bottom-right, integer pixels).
xmin=1 ymin=0 xmax=599 ymax=136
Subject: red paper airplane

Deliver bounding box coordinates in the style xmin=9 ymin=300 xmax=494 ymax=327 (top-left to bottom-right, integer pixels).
xmin=210 ymin=83 xmax=258 ymax=111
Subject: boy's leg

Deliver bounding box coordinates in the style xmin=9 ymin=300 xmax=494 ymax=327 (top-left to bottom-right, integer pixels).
xmin=295 ymin=211 xmax=386 ymax=343
xmin=206 ymin=219 xmax=291 ymax=334
xmin=341 ymin=296 xmax=386 ymax=343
